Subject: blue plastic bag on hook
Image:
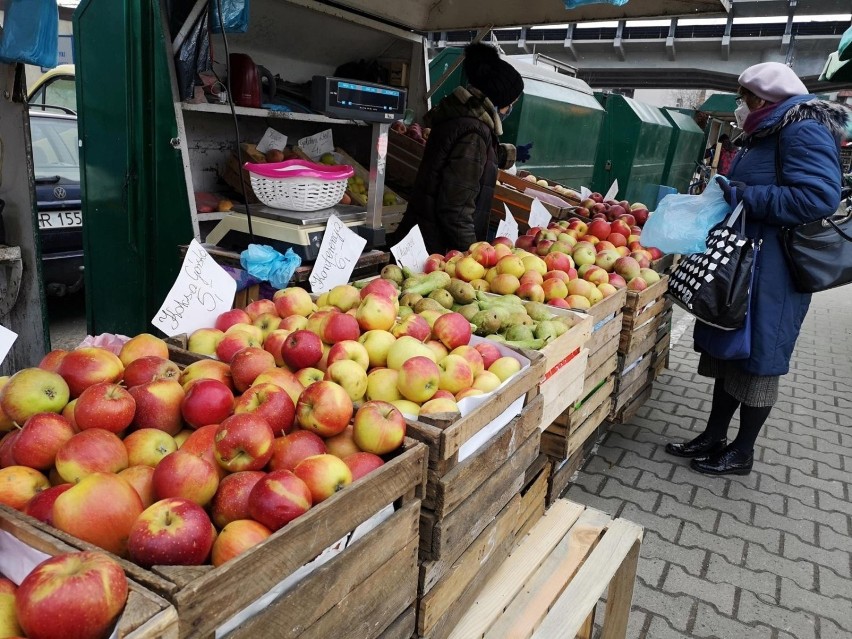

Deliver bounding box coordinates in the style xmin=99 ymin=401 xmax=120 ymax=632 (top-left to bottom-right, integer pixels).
xmin=564 ymin=0 xmax=629 ymax=8
xmin=240 ymin=244 xmax=301 ymax=289
xmin=210 ymin=0 xmax=250 ymax=33
xmin=0 ymin=0 xmax=58 ymax=68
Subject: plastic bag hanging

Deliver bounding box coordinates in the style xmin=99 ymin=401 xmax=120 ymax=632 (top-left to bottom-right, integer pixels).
xmin=210 ymin=0 xmax=250 ymax=34
xmin=240 ymin=244 xmax=302 ymax=289
xmin=0 ymin=0 xmax=58 ymax=68
xmin=564 ymin=0 xmax=629 ymax=8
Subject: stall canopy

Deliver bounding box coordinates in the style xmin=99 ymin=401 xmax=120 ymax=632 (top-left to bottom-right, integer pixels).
xmin=329 ymin=0 xmax=731 ymax=31
xmin=698 ymin=93 xmax=736 ymax=119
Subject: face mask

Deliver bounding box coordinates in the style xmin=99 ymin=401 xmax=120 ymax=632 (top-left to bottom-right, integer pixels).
xmin=499 ymin=104 xmax=513 ymax=121
xmin=734 ymin=102 xmax=749 ymax=129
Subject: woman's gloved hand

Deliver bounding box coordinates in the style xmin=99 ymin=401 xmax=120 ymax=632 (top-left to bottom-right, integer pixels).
xmin=716 ymin=175 xmax=747 ymax=207
xmin=516 ymin=142 xmax=533 ymax=163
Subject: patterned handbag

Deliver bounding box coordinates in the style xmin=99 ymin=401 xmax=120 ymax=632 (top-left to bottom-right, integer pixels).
xmin=667 ymin=203 xmax=759 ymax=330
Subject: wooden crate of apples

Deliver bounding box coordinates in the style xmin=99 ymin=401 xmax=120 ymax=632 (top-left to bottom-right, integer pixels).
xmin=0 ymin=509 xmax=178 ymax=639
xmin=0 ymin=323 xmax=427 ymax=638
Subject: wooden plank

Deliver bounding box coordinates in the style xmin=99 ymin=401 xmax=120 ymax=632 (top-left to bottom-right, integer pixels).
xmin=584 ymin=333 xmax=620 ymax=380
xmin=620 ymin=325 xmax=660 ymax=368
xmin=618 ymin=310 xmax=663 ymax=356
xmin=621 ymin=295 xmax=668 ymax=332
xmin=568 ymin=398 xmax=613 ymax=458
xmin=581 ymin=351 xmax=618 ymax=399
xmin=417 ymin=496 xmax=520 ymax=634
xmin=650 ymin=252 xmax=676 ymax=274
xmin=482 ymin=509 xmax=612 ymax=639
xmin=570 ymin=375 xmax=617 ymax=435
xmin=579 ymin=288 xmax=628 ymax=327
xmin=538 ymin=312 xmax=592 ymax=374
xmin=225 ymin=501 xmax=419 ymax=639
xmin=424 ymin=395 xmax=543 ymax=517
xmin=585 ymin=311 xmax=623 ymax=355
xmin=532 ymin=518 xmax=643 ymax=639
xmin=610 ymin=383 xmax=653 ymax=425
xmin=600 ymin=534 xmax=642 ymax=639
xmin=499 ymin=170 xmax=581 ymax=206
xmin=539 ymin=348 xmax=588 ymax=430
xmin=421 ymin=430 xmax=540 ymax=560
xmin=515 ymin=460 xmax=550 ymax=542
xmin=522 ymin=453 xmax=549 ymax=489
xmin=378 ymin=607 xmax=416 ymax=639
xmin=616 ymin=354 xmax=654 ymax=394
xmin=445 ymin=500 xmax=587 ymax=639
xmin=623 ymin=276 xmax=668 ymax=313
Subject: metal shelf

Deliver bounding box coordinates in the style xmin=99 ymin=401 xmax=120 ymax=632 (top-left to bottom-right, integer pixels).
xmin=181 ymin=101 xmax=368 ymax=126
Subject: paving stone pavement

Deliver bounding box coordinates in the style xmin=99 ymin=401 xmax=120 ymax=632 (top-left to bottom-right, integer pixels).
xmin=566 ymin=290 xmax=852 ymax=639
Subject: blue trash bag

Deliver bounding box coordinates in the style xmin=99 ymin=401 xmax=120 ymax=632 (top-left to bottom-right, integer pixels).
xmin=210 ymin=0 xmax=250 ymax=34
xmin=0 ymin=0 xmax=58 ymax=68
xmin=240 ymin=244 xmax=301 ymax=289
xmin=640 ymin=178 xmax=731 ymax=255
xmin=564 ymin=0 xmax=629 ymax=8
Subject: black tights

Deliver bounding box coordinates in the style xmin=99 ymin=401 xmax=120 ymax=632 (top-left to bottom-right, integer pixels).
xmin=703 ymin=379 xmax=773 ymax=454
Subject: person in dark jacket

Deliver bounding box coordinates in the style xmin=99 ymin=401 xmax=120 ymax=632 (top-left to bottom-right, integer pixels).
xmin=666 ymin=62 xmax=851 ymax=476
xmin=396 ymin=43 xmax=525 ymax=255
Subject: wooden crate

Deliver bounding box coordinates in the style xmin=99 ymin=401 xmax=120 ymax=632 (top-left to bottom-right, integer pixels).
xmin=501 ymin=170 xmax=582 ymax=207
xmin=490 ymin=184 xmax=576 ymax=232
xmin=14 ymin=441 xmax=427 ymax=639
xmin=0 ymin=507 xmax=179 ymax=639
xmin=387 ymin=128 xmax=425 ymax=192
xmin=546 ymin=418 xmax=610 ymax=507
xmin=515 ymin=454 xmax=551 ymax=543
xmin=651 ymin=252 xmax=680 ymax=275
xmin=379 ymin=607 xmax=417 ymax=639
xmin=445 ymin=499 xmax=643 ymax=639
xmin=332 ymin=147 xmax=408 ymax=219
xmin=576 ymin=287 xmax=629 ymax=329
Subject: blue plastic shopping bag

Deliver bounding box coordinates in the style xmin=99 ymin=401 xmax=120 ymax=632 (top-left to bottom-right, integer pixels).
xmin=240 ymin=244 xmax=301 ymax=289
xmin=640 ymin=178 xmax=731 ymax=255
xmin=0 ymin=0 xmax=58 ymax=68
xmin=210 ymin=0 xmax=250 ymax=33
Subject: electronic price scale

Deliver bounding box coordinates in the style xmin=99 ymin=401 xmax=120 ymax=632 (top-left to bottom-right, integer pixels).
xmin=207 ymin=77 xmax=406 ymax=259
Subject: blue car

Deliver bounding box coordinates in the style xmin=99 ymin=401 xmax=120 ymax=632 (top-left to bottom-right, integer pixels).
xmin=30 ymin=109 xmax=84 ymax=296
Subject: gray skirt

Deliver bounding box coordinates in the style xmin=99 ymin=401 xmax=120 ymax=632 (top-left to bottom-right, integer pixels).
xmin=697 ymin=353 xmax=779 ymax=408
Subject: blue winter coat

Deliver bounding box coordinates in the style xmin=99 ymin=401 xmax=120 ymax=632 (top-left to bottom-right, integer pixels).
xmin=694 ymin=96 xmax=849 ymax=376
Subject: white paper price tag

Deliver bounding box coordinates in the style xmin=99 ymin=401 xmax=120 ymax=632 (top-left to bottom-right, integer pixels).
xmin=309 ymin=215 xmax=367 ymax=294
xmin=390 ymin=225 xmax=430 ymax=272
xmin=0 ymin=324 xmax=17 ymax=366
xmin=496 ymin=204 xmax=519 ymax=243
xmin=298 ymin=129 xmax=334 ymax=160
xmin=151 ymin=240 xmax=237 ymax=337
xmin=256 ymin=127 xmax=288 ymax=154
xmin=580 ymin=186 xmax=592 ymax=200
xmin=604 ymin=179 xmax=619 ymax=202
xmin=528 ymin=198 xmax=552 ymax=229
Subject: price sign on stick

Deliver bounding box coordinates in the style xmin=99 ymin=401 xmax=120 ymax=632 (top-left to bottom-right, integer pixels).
xmin=391 ymin=225 xmax=430 ymax=272
xmin=496 ymin=204 xmax=519 ymax=243
xmin=604 ymin=179 xmax=619 ymax=202
xmin=310 ymin=215 xmax=367 ymax=294
xmin=580 ymin=186 xmax=592 ymax=200
xmin=528 ymin=198 xmax=552 ymax=229
xmin=298 ymin=129 xmax=334 ymax=160
xmin=256 ymin=128 xmax=288 ymax=154
xmin=0 ymin=325 xmax=17 ymax=366
xmin=152 ymin=240 xmax=237 ymax=337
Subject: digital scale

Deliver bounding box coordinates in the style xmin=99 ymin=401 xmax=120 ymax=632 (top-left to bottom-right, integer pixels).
xmin=205 ymin=204 xmax=368 ymax=261
xmin=312 ymin=76 xmax=407 ymax=122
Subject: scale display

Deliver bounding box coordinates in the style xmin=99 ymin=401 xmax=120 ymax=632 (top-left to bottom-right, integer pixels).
xmin=312 ymin=76 xmax=407 ymax=122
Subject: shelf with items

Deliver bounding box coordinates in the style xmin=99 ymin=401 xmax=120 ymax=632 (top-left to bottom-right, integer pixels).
xmin=181 ymin=101 xmax=369 ymax=127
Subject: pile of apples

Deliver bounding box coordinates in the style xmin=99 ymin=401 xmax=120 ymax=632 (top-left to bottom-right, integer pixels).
xmin=390 ymin=120 xmax=430 ymax=145
xmin=576 ymin=193 xmax=650 ymax=227
xmin=1 ymin=551 xmax=128 ymax=639
xmin=520 ymin=173 xmax=581 ymax=201
xmin=421 ymin=216 xmax=664 ymax=311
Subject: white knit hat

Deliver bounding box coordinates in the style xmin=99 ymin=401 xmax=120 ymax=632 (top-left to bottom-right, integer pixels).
xmin=738 ymin=62 xmax=809 ymax=103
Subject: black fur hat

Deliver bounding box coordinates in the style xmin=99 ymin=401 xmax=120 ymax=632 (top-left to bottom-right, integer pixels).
xmin=463 ymin=43 xmax=524 ymax=109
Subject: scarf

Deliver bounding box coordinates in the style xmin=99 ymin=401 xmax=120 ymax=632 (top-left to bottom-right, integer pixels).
xmin=743 ymin=101 xmax=778 ymax=136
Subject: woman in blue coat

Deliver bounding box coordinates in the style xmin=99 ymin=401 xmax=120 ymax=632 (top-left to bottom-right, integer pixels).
xmin=666 ymin=62 xmax=851 ymax=476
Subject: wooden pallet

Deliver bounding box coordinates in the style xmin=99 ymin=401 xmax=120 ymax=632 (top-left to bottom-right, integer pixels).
xmin=12 ymin=441 xmax=427 ymax=639
xmin=0 ymin=509 xmax=179 ymax=639
xmin=386 ymin=128 xmax=425 ymax=192
xmin=546 ymin=417 xmax=611 ymax=507
xmin=379 ymin=607 xmax=417 ymax=639
xmin=500 ymin=170 xmax=582 ymax=207
xmin=515 ymin=454 xmax=551 ymax=543
xmin=446 ymin=500 xmax=643 ymax=639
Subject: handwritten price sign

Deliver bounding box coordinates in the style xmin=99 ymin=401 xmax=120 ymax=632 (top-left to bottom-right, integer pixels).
xmin=496 ymin=204 xmax=519 ymax=243
xmin=151 ymin=240 xmax=237 ymax=337
xmin=298 ymin=129 xmax=334 ymax=161
xmin=309 ymin=215 xmax=366 ymax=294
xmin=390 ymin=225 xmax=429 ymax=272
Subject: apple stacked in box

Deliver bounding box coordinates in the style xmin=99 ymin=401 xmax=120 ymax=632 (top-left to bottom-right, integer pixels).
xmin=516 ymin=173 xmax=581 ymax=201
xmin=390 ymin=120 xmax=430 ymax=146
xmin=576 ymin=192 xmax=651 ymax=228
xmin=0 ymin=285 xmax=529 ymax=570
xmin=1 ymin=550 xmax=129 ymax=639
xmin=408 ymin=216 xmax=662 ymax=311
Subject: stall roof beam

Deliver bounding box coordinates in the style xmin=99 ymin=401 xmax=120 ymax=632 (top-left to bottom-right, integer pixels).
xmin=324 ymin=0 xmax=730 ymax=32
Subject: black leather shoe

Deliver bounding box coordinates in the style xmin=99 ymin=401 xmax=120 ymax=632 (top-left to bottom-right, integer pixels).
xmin=665 ymin=433 xmax=727 ymax=459
xmin=690 ymin=446 xmax=753 ymax=476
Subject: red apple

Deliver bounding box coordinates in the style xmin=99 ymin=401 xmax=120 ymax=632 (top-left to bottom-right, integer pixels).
xmin=73 ymin=382 xmax=136 ymax=433
xmin=180 ymin=424 xmax=227 ymax=479
xmin=0 ymin=368 xmax=70 ymax=424
xmin=128 ymin=379 xmax=185 ymax=435
xmin=179 ymin=359 xmax=234 ymax=391
xmin=326 ymin=340 xmax=371 ymax=371
xmin=273 ymin=287 xmax=315 ymax=318
xmin=343 ymin=452 xmax=384 ymax=481
xmin=252 ymin=368 xmax=304 ymax=408
xmin=268 ymin=431 xmax=327 ymax=472
xmin=391 ymin=314 xmax=431 ymax=342
xmin=180 ymin=379 xmax=234 ymax=429
xmin=15 ymin=551 xmax=128 ymax=639
xmin=53 ymin=472 xmax=144 ymax=556
xmin=244 ymin=298 xmax=278 ymax=321
xmin=359 ymin=278 xmax=398 ymax=301
xmin=586 ymin=219 xmax=612 ymax=241
xmin=123 ymin=428 xmax=177 ymax=468
xmin=123 ymin=356 xmax=180 ymax=388
xmin=323 ymin=425 xmax=361 ymax=459
xmin=230 ymin=347 xmax=276 ymax=393
xmin=352 ymin=401 xmax=406 ymax=455
xmin=474 ymin=342 xmax=502 ymax=370
xmin=128 ymin=498 xmax=216 ymax=567
xmin=152 ymin=450 xmax=219 ymax=506
xmin=234 ymin=383 xmax=296 ymax=436
xmin=319 ymin=312 xmax=360 ymax=345
xmin=118 ymin=466 xmax=156 ymax=507
xmin=214 ymin=414 xmax=274 ymax=473
xmin=210 ymin=470 xmax=266 ymax=528
xmin=262 ymin=329 xmax=291 ymax=367
xmin=55 ymin=429 xmax=128 ymax=483
xmin=0 ymin=431 xmax=19 ymax=468
xmin=38 ymin=349 xmax=68 ymax=373
xmin=187 ymin=328 xmax=225 ymax=357
xmin=118 ymin=333 xmax=169 ymax=367
xmin=432 ymin=313 xmax=472 ymax=350
xmin=212 ymin=519 xmax=271 ymax=566
xmin=12 ymin=413 xmax=75 ymax=470
xmin=293 ymin=454 xmax=352 ymax=503
xmin=215 ymin=308 xmax=252 ymax=332
xmin=215 ymin=330 xmax=262 ymax=364
xmin=0 ymin=466 xmax=49 ymax=510
xmin=23 ymin=482 xmax=72 ymax=525
xmin=355 ymin=294 xmax=397 ymax=332
xmin=281 ymin=330 xmax=323 ymax=370
xmin=248 ymin=469 xmax=312 ymax=531
xmin=57 ymin=347 xmax=124 ymax=398
xmin=396 ymin=356 xmax=440 ymax=403
xmin=295 ymin=381 xmax=353 ymax=437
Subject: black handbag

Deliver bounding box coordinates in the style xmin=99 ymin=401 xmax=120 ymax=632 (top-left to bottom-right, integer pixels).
xmin=667 ymin=203 xmax=759 ymax=330
xmin=781 ymin=195 xmax=852 ymax=293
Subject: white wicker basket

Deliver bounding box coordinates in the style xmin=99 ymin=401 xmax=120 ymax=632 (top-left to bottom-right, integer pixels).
xmin=244 ymin=160 xmax=354 ymax=212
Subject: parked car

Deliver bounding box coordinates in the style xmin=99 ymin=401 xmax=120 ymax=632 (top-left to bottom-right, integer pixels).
xmin=30 ymin=108 xmax=83 ymax=296
xmin=28 ymin=64 xmax=76 ymax=114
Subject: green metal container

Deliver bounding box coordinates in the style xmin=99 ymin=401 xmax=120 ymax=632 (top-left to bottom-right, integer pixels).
xmin=592 ymin=93 xmax=673 ymax=209
xmin=429 ymin=49 xmax=605 ymax=187
xmin=662 ymin=109 xmax=705 ymax=193
xmin=74 ymin=0 xmax=193 ymax=336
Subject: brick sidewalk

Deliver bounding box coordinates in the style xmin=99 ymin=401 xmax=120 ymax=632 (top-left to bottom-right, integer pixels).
xmin=567 ymin=291 xmax=852 ymax=638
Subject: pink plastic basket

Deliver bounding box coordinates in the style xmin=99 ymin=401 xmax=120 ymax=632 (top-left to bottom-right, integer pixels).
xmin=244 ymin=160 xmax=355 ymax=211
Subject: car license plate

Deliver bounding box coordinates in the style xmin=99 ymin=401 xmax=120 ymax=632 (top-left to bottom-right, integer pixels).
xmin=38 ymin=211 xmax=82 ymax=229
